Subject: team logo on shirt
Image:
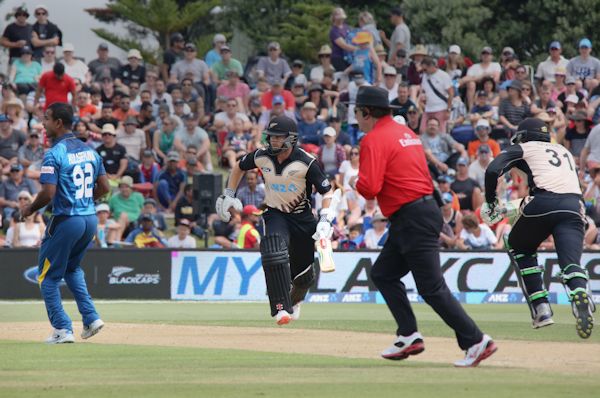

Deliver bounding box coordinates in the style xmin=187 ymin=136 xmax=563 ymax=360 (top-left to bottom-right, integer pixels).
xmin=262 ymin=167 xmax=272 ymax=173
xmin=399 ymin=133 xmax=422 ymax=147
xmin=321 ymin=179 xmax=331 ymax=188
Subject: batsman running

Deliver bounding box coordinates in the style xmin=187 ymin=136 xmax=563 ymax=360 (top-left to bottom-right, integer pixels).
xmin=482 ymin=118 xmax=595 ymax=338
xmin=216 ymin=115 xmax=336 ymax=325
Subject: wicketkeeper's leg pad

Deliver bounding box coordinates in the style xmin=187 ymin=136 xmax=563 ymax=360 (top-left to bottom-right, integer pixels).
xmin=260 ymin=234 xmax=293 ymax=316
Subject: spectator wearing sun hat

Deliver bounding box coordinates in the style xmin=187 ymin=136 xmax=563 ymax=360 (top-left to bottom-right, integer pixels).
xmin=348 ymin=31 xmax=382 ymax=84
xmin=310 ymin=44 xmax=336 ymax=83
xmin=117 ymin=48 xmax=146 ymax=86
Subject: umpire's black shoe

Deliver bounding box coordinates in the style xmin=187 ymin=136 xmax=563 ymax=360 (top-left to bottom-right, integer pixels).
xmin=572 ymin=291 xmax=594 ymax=339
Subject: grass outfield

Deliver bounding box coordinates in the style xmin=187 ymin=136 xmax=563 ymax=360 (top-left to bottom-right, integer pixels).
xmin=1 ymin=302 xmax=599 ymax=398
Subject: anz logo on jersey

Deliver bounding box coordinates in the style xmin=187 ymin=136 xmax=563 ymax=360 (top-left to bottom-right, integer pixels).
xmin=270 ymin=183 xmax=298 ymax=193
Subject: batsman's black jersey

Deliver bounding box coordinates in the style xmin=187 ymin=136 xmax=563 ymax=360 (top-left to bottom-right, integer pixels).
xmin=239 ymin=147 xmax=331 ymax=213
xmin=485 ymin=141 xmax=581 ymax=203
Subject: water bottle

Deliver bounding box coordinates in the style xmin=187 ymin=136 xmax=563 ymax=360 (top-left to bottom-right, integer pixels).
xmin=97 ymin=228 xmax=107 ymax=248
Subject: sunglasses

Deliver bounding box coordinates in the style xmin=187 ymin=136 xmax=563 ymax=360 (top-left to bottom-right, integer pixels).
xmin=30 ymin=134 xmax=39 ymax=138
xmin=35 ymin=11 xmax=47 ymax=16
xmin=319 ymin=54 xmax=330 ymax=58
xmin=522 ymin=87 xmax=531 ymax=91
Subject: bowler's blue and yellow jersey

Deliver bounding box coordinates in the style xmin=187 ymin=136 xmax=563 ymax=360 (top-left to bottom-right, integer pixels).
xmin=40 ymin=133 xmax=106 ymax=216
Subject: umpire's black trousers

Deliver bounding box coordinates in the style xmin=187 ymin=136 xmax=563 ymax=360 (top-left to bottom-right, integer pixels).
xmin=370 ymin=197 xmax=483 ymax=350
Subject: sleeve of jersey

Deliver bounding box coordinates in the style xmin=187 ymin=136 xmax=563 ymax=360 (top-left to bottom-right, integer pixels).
xmin=39 ymin=150 xmax=59 ymax=185
xmin=96 ymin=153 xmax=106 ymax=176
xmin=356 ymin=139 xmax=384 ymax=200
xmin=484 ymin=145 xmax=524 ymax=203
xmin=238 ymin=150 xmax=258 ymax=171
xmin=307 ymin=160 xmax=331 ymax=194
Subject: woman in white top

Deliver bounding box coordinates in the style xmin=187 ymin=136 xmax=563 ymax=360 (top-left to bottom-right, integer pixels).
xmin=167 ymin=221 xmax=197 ymax=249
xmin=340 ymin=145 xmax=365 ymax=225
xmin=364 ymin=212 xmax=389 ymax=249
xmin=60 ymin=43 xmax=91 ymax=85
xmin=12 ymin=191 xmax=44 ymax=248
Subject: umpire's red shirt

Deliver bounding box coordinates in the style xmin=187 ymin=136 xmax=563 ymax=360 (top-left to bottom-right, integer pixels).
xmin=356 ymin=115 xmax=433 ymax=217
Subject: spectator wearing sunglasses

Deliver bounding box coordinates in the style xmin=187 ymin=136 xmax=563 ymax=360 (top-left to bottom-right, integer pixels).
xmin=30 ymin=5 xmax=62 ymax=61
xmin=1 ymin=6 xmax=32 ymax=62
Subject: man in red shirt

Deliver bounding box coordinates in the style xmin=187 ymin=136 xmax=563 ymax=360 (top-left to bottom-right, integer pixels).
xmin=236 ymin=205 xmax=261 ymax=249
xmin=34 ymin=63 xmax=76 ymax=110
xmin=350 ymin=86 xmax=496 ymax=367
xmin=260 ymin=78 xmax=295 ymax=111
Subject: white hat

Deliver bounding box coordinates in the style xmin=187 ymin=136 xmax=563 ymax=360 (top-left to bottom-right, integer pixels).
xmin=101 ymin=124 xmax=117 ymax=135
xmin=96 ymin=203 xmax=110 ymax=213
xmin=323 ymin=126 xmax=336 ymax=137
xmin=62 ymin=43 xmax=74 ymax=52
xmin=476 ymin=118 xmax=490 ymax=129
xmin=448 ymin=44 xmax=461 ymax=55
xmin=127 ymin=49 xmax=142 ymax=59
xmin=565 ymin=94 xmax=579 ymax=104
xmin=383 ymin=65 xmax=397 ymax=76
xmin=213 ymin=33 xmax=226 ymax=44
xmin=35 ymin=4 xmax=48 ymax=12
xmin=293 ymin=74 xmax=307 ymax=87
xmin=393 ymin=115 xmax=406 ymax=125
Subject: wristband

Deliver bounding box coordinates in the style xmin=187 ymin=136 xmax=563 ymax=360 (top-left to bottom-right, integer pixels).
xmin=224 ymin=188 xmax=235 ymax=198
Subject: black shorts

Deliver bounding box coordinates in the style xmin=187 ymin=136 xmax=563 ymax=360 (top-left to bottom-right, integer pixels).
xmin=261 ymin=207 xmax=316 ymax=277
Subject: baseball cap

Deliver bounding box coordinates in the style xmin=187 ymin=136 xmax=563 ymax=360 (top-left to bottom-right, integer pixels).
xmin=323 ymin=126 xmax=336 ymax=137
xmin=375 ymin=44 xmax=386 ymax=55
xmin=127 ymin=49 xmax=142 ymax=59
xmin=178 ymin=218 xmax=191 ymax=227
xmin=144 ymin=198 xmax=157 ymax=206
xmin=437 ymin=174 xmax=451 ymax=184
xmin=502 ymin=46 xmax=515 ymax=55
xmin=457 ymin=157 xmax=469 ymax=166
xmin=62 ymin=43 xmax=74 ymax=52
xmin=96 ymin=203 xmax=110 ymax=213
xmin=21 ymin=45 xmax=32 ymax=54
xmin=124 ymin=116 xmax=138 ymax=126
xmin=10 ymin=163 xmax=23 ymax=172
xmin=383 ymin=65 xmax=397 ymax=76
xmin=139 ymin=213 xmax=153 ymax=222
xmin=554 ymin=66 xmax=567 ymax=76
xmin=476 ymin=90 xmax=487 ymax=97
xmin=292 ymin=59 xmax=304 ymax=67
xmin=293 ymin=74 xmax=307 ymax=87
xmin=102 ymin=124 xmax=117 ymax=135
xmin=272 ymin=95 xmax=285 ymax=105
xmin=213 ymin=33 xmax=226 ymax=44
xmin=174 ymin=98 xmax=185 ymax=106
xmin=268 ymin=41 xmax=280 ymax=50
xmin=98 ymin=42 xmax=109 ymax=51
xmin=34 ymin=5 xmax=48 ymax=13
xmin=565 ymin=94 xmax=579 ymax=104
xmin=579 ymin=38 xmax=592 ymax=48
xmin=119 ymin=176 xmax=133 ymax=187
xmin=407 ymin=105 xmax=418 ymax=113
xmin=302 ymin=101 xmax=317 ymax=110
xmin=220 ymin=45 xmax=231 ymax=53
xmin=481 ymin=46 xmax=493 ymax=54
xmin=448 ymin=44 xmax=461 ymax=55
xmin=318 ymin=45 xmax=332 ymax=55
xmin=242 ymin=204 xmax=262 ymax=216
xmin=549 ymin=41 xmax=561 ymax=50
xmin=167 ymin=151 xmax=180 ymax=162
xmin=184 ymin=42 xmax=196 ymax=51
xmin=476 ymin=119 xmax=490 ymax=129
xmin=442 ymin=192 xmax=453 ymax=204
xmin=390 ymin=6 xmax=403 ymax=16
xmin=171 ymin=32 xmax=184 ymax=43
xmin=250 ymin=98 xmax=262 ymax=107
xmin=478 ymin=144 xmax=491 ymax=154
xmin=142 ymin=149 xmax=154 ymax=158
xmin=565 ymin=76 xmax=577 ymax=85
xmin=547 ymin=106 xmax=557 ymax=114
xmin=393 ymin=115 xmax=406 ymax=125
xmin=372 ymin=211 xmax=388 ymax=223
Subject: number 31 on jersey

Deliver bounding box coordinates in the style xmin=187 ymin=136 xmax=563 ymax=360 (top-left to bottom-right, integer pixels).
xmin=73 ymin=163 xmax=94 ymax=199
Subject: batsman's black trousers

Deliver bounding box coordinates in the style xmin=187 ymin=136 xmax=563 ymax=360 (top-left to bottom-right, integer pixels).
xmin=370 ymin=197 xmax=483 ymax=350
xmin=508 ymin=192 xmax=585 ymax=265
xmin=261 ymin=208 xmax=317 ymax=278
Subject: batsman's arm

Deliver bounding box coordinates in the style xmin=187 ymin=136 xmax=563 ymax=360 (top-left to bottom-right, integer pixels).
xmin=484 ymin=145 xmax=524 ymax=203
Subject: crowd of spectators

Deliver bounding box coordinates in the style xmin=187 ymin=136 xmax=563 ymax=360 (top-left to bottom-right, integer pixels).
xmin=1 ymin=4 xmax=600 ymax=251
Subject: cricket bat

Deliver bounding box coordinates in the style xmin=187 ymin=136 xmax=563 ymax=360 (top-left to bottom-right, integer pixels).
xmin=315 ymin=189 xmax=342 ymax=273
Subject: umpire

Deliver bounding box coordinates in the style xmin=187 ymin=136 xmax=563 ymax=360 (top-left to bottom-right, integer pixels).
xmin=350 ymin=86 xmax=496 ymax=367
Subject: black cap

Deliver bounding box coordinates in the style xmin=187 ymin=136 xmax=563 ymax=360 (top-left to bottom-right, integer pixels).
xmin=292 ymin=59 xmax=304 ymax=67
xmin=390 ymin=6 xmax=403 ymax=16
xmin=266 ymin=115 xmax=297 ymax=136
xmin=477 ymin=90 xmax=487 ymax=97
xmin=184 ymin=42 xmax=196 ymax=51
xmin=170 ymin=33 xmax=184 ymax=43
xmin=354 ymin=86 xmax=399 ymax=109
xmin=21 ymin=46 xmax=32 ymax=54
xmin=98 ymin=42 xmax=109 ymax=50
xmin=140 ymin=213 xmax=153 ymax=222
